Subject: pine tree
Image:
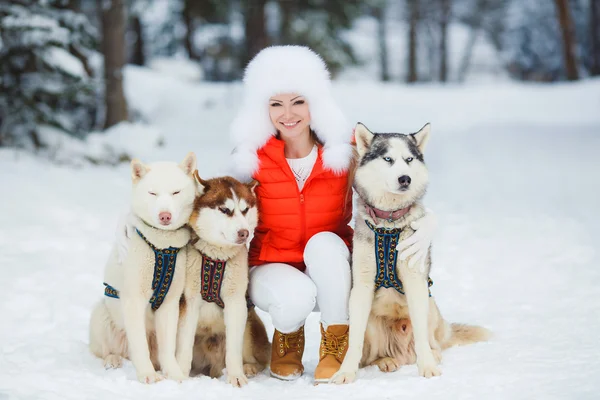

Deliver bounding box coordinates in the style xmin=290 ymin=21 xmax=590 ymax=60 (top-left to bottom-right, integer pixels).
xmin=0 ymin=0 xmax=99 ymax=148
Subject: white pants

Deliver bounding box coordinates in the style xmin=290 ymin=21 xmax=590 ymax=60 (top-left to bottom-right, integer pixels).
xmin=249 ymin=232 xmax=351 ymax=333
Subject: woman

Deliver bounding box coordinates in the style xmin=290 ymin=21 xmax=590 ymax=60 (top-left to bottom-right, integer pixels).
xmin=228 ymin=46 xmax=437 ymax=383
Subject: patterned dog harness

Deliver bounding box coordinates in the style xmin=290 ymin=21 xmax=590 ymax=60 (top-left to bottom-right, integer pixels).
xmin=365 ymin=220 xmax=433 ymax=296
xmin=103 ymin=229 xmax=182 ymax=311
xmin=200 ymin=252 xmax=254 ymax=309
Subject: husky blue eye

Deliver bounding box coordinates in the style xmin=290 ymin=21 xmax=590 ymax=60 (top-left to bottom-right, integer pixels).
xmin=406 ymin=157 xmax=414 ymax=163
xmin=383 ymin=156 xmax=393 ymax=163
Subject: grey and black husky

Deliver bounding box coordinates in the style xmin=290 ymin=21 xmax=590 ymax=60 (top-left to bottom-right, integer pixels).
xmin=332 ymin=123 xmax=490 ymax=383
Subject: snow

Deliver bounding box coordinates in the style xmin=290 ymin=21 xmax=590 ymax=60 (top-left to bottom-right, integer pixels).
xmin=45 ymin=47 xmax=86 ymax=79
xmin=3 ymin=13 xmax=70 ymax=48
xmin=1 ymin=65 xmax=599 ymax=400
xmin=32 ymin=122 xmax=163 ymax=167
xmin=148 ymin=57 xmax=204 ymax=82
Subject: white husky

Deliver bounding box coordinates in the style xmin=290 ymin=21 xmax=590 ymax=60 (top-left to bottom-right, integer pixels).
xmin=332 ymin=123 xmax=490 ymax=384
xmin=175 ymin=173 xmax=270 ymax=387
xmin=89 ymin=153 xmax=197 ymax=383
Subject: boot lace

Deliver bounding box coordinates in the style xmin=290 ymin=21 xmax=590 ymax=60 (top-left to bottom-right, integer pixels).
xmin=320 ymin=327 xmax=348 ymax=360
xmin=278 ymin=327 xmax=304 ymax=355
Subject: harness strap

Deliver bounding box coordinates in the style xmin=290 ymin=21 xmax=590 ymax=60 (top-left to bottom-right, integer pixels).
xmin=200 ymin=253 xmax=254 ymax=310
xmin=103 ymin=282 xmax=119 ymax=299
xmin=102 ymin=229 xmax=182 ymax=311
xmin=365 ymin=220 xmax=433 ymax=296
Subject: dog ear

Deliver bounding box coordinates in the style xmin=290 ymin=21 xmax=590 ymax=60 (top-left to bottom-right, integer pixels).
xmin=354 ymin=122 xmax=374 ymax=156
xmin=193 ymin=170 xmax=208 ymax=195
xmin=131 ymin=159 xmax=149 ymax=182
xmin=246 ymin=179 xmax=259 ymax=195
xmin=412 ymin=123 xmax=431 ymax=153
xmin=179 ymin=152 xmax=197 ymax=176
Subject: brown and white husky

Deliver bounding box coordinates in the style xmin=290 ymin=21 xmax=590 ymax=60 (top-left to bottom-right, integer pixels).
xmin=176 ymin=173 xmax=270 ymax=387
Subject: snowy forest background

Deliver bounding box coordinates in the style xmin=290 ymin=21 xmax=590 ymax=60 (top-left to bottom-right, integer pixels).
xmin=0 ymin=0 xmax=598 ymax=159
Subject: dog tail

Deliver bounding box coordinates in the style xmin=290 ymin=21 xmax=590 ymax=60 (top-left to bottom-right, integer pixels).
xmin=443 ymin=323 xmax=491 ymax=349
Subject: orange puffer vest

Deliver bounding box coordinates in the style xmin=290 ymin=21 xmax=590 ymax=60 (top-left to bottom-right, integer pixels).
xmin=249 ymin=136 xmax=353 ymax=271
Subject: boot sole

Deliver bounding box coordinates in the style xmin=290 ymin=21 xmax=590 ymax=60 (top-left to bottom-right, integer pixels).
xmin=270 ymin=370 xmax=302 ymax=381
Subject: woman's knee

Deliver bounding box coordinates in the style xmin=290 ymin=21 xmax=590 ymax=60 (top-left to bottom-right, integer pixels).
xmin=304 ymin=232 xmax=350 ymax=268
xmin=249 ymin=263 xmax=317 ymax=332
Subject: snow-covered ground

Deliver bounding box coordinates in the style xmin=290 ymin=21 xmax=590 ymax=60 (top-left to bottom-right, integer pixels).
xmin=1 ymin=66 xmax=599 ymax=400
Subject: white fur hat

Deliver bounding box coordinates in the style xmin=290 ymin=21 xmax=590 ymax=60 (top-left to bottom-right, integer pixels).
xmin=229 ymin=45 xmax=353 ymax=180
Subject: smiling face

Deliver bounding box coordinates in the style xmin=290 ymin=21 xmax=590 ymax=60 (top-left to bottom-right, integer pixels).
xmin=268 ymin=93 xmax=311 ymax=141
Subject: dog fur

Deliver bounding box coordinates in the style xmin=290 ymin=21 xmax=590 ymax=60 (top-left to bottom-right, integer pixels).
xmin=175 ymin=174 xmax=270 ymax=387
xmin=332 ymin=123 xmax=490 ymax=384
xmin=89 ymin=153 xmax=197 ymax=383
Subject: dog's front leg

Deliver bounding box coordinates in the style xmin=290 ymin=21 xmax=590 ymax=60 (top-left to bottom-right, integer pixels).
xmin=331 ymin=246 xmax=376 ymax=384
xmin=121 ymin=297 xmax=163 ymax=383
xmin=176 ymin=295 xmax=202 ymax=377
xmin=223 ymin=295 xmax=248 ymax=387
xmin=155 ymin=299 xmax=186 ymax=381
xmin=401 ymin=269 xmax=441 ymax=378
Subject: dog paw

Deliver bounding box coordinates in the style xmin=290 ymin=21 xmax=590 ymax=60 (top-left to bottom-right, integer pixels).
xmin=330 ymin=369 xmax=357 ymax=384
xmin=163 ymin=368 xmax=187 ymax=382
xmin=418 ymin=362 xmax=441 ymax=378
xmin=137 ymin=371 xmax=164 ymax=384
xmin=373 ymin=357 xmax=400 ymax=373
xmin=178 ymin=365 xmax=191 ymax=379
xmin=103 ymin=355 xmax=123 ymax=369
xmin=227 ymin=373 xmax=249 ymax=387
xmin=243 ymin=363 xmax=262 ymax=377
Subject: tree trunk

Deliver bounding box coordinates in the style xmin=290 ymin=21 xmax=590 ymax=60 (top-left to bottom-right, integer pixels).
xmin=243 ymin=0 xmax=268 ymax=67
xmin=439 ymin=0 xmax=451 ymax=82
xmin=99 ymin=0 xmax=128 ymax=129
xmin=591 ymin=0 xmax=600 ymax=76
xmin=407 ymin=0 xmax=419 ymax=83
xmin=554 ymin=0 xmax=579 ymax=80
xmin=130 ymin=14 xmax=145 ymax=66
xmin=375 ymin=4 xmax=389 ymax=82
xmin=279 ymin=0 xmax=295 ymax=44
xmin=457 ymin=26 xmax=477 ymax=83
xmin=183 ymin=0 xmax=199 ymax=60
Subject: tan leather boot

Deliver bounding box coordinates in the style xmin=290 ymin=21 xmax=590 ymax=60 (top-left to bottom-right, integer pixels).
xmin=270 ymin=326 xmax=305 ymax=380
xmin=314 ymin=324 xmax=349 ymax=383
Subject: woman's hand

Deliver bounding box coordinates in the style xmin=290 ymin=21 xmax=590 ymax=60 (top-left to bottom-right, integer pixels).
xmin=116 ymin=211 xmax=136 ymax=264
xmin=397 ymin=209 xmax=438 ymax=273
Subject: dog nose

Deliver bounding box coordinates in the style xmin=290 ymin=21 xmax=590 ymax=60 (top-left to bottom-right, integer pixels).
xmin=159 ymin=212 xmax=172 ymax=224
xmin=237 ymin=229 xmax=249 ymax=241
xmin=398 ymin=175 xmax=411 ymax=187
